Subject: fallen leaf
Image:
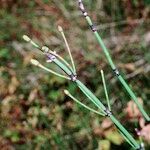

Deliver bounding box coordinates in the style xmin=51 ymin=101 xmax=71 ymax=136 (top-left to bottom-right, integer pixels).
xmin=8 ymin=76 xmax=19 ymax=94
xmin=101 ymin=118 xmax=113 ymax=129
xmin=140 ymin=124 xmax=150 ymax=143
xmin=98 ymin=140 xmax=110 ymax=150
xmin=93 ymin=127 xmax=103 ymax=137
xmin=0 ymin=77 xmax=7 ymax=96
xmin=23 ymin=53 xmax=34 ymax=66
xmin=139 ymin=117 xmax=145 ymax=128
xmin=104 ymin=129 xmax=124 ymax=145
xmin=28 ymin=88 xmax=38 ymax=103
xmin=124 ymin=98 xmax=143 ymax=119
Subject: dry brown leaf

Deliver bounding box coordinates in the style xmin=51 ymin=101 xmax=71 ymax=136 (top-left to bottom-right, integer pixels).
xmin=8 ymin=76 xmax=19 ymax=94
xmin=93 ymin=127 xmax=103 ymax=137
xmin=28 ymin=88 xmax=38 ymax=103
xmin=139 ymin=117 xmax=145 ymax=128
xmin=23 ymin=53 xmax=34 ymax=66
xmin=124 ymin=63 xmax=135 ymax=71
xmin=1 ymin=95 xmax=16 ymax=116
xmin=140 ymin=124 xmax=150 ymax=143
xmin=124 ymin=98 xmax=143 ymax=119
xmin=101 ymin=118 xmax=113 ymax=129
xmin=0 ymin=77 xmax=7 ymax=96
xmin=10 ymin=106 xmax=22 ymax=119
xmin=119 ymin=63 xmax=135 ymax=71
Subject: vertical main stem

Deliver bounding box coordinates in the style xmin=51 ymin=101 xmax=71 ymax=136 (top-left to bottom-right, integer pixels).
xmin=118 ymin=76 xmax=150 ymax=121
xmin=84 ymin=12 xmax=150 ymax=122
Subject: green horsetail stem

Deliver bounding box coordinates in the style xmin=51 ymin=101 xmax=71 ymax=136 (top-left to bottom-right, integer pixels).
xmin=49 ymin=56 xmax=140 ymax=149
xmin=101 ymin=70 xmax=111 ymax=111
xmin=77 ymin=0 xmax=150 ymax=122
xmin=46 ymin=57 xmax=141 ymax=149
xmin=58 ymin=25 xmax=77 ymax=75
xmin=23 ymin=35 xmax=142 ymax=149
xmin=75 ymin=79 xmax=140 ymax=149
xmin=64 ymin=90 xmax=105 ymax=116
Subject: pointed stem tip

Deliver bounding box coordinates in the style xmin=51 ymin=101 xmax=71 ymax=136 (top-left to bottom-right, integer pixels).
xmin=30 ymin=59 xmax=40 ymax=66
xmin=64 ymin=89 xmax=69 ymax=95
xmin=58 ymin=25 xmax=63 ymax=32
xmin=22 ymin=35 xmax=31 ymax=42
xmin=42 ymin=46 xmax=49 ymax=53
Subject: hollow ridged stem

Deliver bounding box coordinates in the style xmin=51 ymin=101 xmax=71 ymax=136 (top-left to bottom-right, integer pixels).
xmin=30 ymin=54 xmax=140 ymax=149
xmin=23 ymin=31 xmax=141 ymax=149
xmin=101 ymin=70 xmax=111 ymax=111
xmin=53 ymin=58 xmax=73 ymax=77
xmin=64 ymin=90 xmax=105 ymax=116
xmin=76 ymin=80 xmax=106 ymax=114
xmin=29 ymin=51 xmax=140 ymax=149
xmin=77 ymin=0 xmax=150 ymax=122
xmin=75 ymin=79 xmax=139 ymax=149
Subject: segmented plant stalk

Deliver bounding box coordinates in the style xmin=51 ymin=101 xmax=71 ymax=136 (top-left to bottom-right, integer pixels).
xmin=23 ymin=34 xmax=142 ymax=149
xmin=40 ymin=56 xmax=140 ymax=149
xmin=77 ymin=0 xmax=150 ymax=122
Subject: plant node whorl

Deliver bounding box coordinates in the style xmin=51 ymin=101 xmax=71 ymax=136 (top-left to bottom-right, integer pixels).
xmin=113 ymin=68 xmax=120 ymax=76
xmin=104 ymin=109 xmax=112 ymax=117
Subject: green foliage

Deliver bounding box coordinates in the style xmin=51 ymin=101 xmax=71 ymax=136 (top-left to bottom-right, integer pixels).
xmin=144 ymin=0 xmax=150 ymax=5
xmin=4 ymin=130 xmax=20 ymax=142
xmin=0 ymin=0 xmax=150 ymax=149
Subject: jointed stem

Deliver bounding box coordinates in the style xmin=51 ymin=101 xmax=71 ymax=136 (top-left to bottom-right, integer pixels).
xmin=29 ymin=49 xmax=140 ymax=149
xmin=23 ymin=20 xmax=143 ymax=149
xmin=77 ymin=0 xmax=150 ymax=122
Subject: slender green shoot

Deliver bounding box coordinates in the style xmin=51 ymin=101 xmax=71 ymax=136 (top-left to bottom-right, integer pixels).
xmin=23 ymin=27 xmax=142 ymax=149
xmin=23 ymin=35 xmax=40 ymax=49
xmin=58 ymin=25 xmax=76 ymax=75
xmin=77 ymin=0 xmax=150 ymax=121
xmin=30 ymin=59 xmax=70 ymax=80
xmin=64 ymin=89 xmax=105 ymax=116
xmin=101 ymin=70 xmax=111 ymax=111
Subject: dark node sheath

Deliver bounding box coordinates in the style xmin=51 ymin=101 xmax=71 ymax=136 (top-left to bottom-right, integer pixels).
xmin=90 ymin=24 xmax=97 ymax=32
xmin=113 ymin=68 xmax=120 ymax=76
xmin=47 ymin=54 xmax=56 ymax=61
xmin=70 ymin=74 xmax=77 ymax=82
xmin=104 ymin=109 xmax=112 ymax=117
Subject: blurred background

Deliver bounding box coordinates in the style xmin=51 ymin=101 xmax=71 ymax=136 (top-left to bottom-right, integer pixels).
xmin=0 ymin=0 xmax=150 ymax=149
